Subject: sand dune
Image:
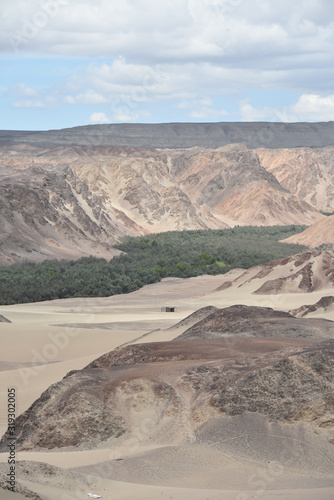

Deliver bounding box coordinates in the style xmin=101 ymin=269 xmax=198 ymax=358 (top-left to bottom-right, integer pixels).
xmin=290 ymin=296 xmax=334 ymax=318
xmin=211 ymin=248 xmax=334 ymax=296
xmin=282 ymin=215 xmax=334 ymax=247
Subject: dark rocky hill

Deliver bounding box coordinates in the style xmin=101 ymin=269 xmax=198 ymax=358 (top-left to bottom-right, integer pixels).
xmin=1 ymin=330 xmax=334 ymax=453
xmin=175 ymin=305 xmax=334 ymax=340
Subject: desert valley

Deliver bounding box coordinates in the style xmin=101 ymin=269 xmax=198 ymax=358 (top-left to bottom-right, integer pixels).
xmin=1 ymin=122 xmax=334 ymax=500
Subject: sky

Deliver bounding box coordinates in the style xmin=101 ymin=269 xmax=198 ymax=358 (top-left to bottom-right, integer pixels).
xmin=1 ymin=0 xmax=334 ymax=130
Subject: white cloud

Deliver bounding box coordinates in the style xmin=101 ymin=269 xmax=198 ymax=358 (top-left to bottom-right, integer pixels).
xmin=176 ymin=101 xmax=190 ymax=109
xmin=200 ymin=97 xmax=213 ymax=106
xmin=189 ymin=96 xmax=228 ymax=119
xmin=239 ymin=101 xmax=273 ymax=122
xmin=88 ymin=112 xmax=110 ymax=124
xmin=64 ymin=60 xmax=253 ymax=110
xmin=190 ymin=109 xmax=228 ymax=119
xmin=64 ymin=95 xmax=75 ymax=104
xmin=290 ymin=94 xmax=334 ymax=121
xmin=6 ymin=83 xmax=39 ymax=97
xmin=2 ymin=1 xmax=334 ymax=125
xmin=239 ymin=93 xmax=334 ymax=123
xmin=65 ymin=91 xmax=109 ymax=105
xmin=13 ymin=99 xmax=44 ymax=107
xmin=88 ymin=109 xmax=147 ymax=124
xmin=73 ymin=60 xmax=169 ymax=97
xmin=110 ymin=109 xmax=142 ymax=123
xmin=65 ymin=59 xmax=196 ymax=110
xmin=2 ymin=1 xmax=334 ymax=74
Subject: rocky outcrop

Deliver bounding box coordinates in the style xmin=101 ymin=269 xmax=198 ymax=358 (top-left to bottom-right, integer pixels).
xmin=1 ymin=335 xmax=334 ymax=452
xmin=175 ymin=304 xmax=334 ymax=340
xmin=290 ymin=296 xmax=334 ymax=318
xmin=209 ymin=348 xmax=334 ymax=422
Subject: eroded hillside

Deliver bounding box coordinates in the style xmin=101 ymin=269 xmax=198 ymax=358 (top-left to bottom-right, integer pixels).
xmin=258 ymin=146 xmax=334 ymax=212
xmin=0 ymin=143 xmax=323 ymax=265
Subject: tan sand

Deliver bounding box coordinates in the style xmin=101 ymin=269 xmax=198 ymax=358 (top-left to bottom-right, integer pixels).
xmin=1 ymin=274 xmax=334 ymax=499
xmin=19 ymin=478 xmax=334 ymax=500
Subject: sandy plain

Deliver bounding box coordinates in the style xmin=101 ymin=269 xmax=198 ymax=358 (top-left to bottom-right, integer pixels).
xmin=1 ymin=272 xmax=334 ymax=500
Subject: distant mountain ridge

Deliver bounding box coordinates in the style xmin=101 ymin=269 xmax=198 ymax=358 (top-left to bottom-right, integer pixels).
xmin=1 ymin=121 xmax=334 ymax=149
xmin=2 ymin=121 xmax=334 ymax=264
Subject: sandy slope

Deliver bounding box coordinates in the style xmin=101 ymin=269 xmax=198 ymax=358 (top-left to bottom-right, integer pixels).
xmin=282 ymin=215 xmax=334 ymax=247
xmin=1 ymin=274 xmax=334 ymax=499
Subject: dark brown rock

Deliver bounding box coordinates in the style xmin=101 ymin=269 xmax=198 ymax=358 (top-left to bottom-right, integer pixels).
xmin=1 ymin=332 xmax=334 ymax=451
xmin=176 ymin=304 xmax=334 ymax=340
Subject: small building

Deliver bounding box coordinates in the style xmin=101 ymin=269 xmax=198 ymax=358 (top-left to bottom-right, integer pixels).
xmin=161 ymin=306 xmax=176 ymax=312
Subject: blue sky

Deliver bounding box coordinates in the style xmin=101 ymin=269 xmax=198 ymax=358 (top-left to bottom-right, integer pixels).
xmin=1 ymin=0 xmax=334 ymax=130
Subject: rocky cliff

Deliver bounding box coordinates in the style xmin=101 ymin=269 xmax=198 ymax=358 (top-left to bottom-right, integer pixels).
xmin=258 ymin=146 xmax=334 ymax=212
xmin=0 ymin=143 xmax=323 ymax=265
